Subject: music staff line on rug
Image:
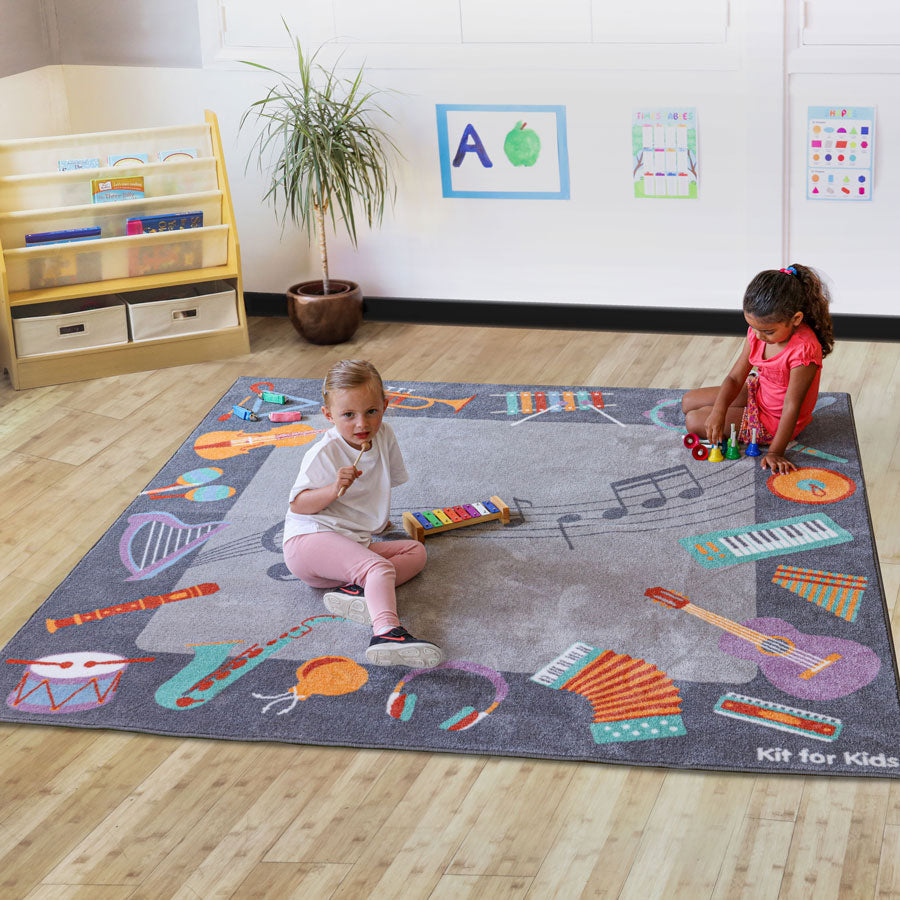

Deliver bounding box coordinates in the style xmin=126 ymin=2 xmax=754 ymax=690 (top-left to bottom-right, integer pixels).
xmin=401 ymin=462 xmax=749 ymax=522
xmin=181 ymin=461 xmax=757 ymax=569
xmin=394 ymin=463 xmax=755 ymax=543
xmin=181 ymin=461 xmax=755 ymax=570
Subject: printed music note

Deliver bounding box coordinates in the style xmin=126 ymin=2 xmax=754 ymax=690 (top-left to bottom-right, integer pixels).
xmin=556 ymin=513 xmax=582 ymax=550
xmin=602 ymin=465 xmax=703 ymax=520
xmin=507 ymin=496 xmax=534 ymax=527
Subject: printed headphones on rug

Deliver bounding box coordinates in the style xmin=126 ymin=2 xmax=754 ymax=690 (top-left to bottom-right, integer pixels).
xmin=386 ymin=661 xmax=509 ymax=731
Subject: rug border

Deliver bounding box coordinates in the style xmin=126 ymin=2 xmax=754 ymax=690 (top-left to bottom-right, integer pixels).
xmin=3 ymin=378 xmax=898 ymax=780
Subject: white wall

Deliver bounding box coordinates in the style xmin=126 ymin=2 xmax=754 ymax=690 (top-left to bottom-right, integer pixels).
xmin=4 ymin=1 xmax=900 ymax=317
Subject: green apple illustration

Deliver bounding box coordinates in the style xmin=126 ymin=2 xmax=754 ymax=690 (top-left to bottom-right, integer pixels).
xmin=504 ymin=121 xmax=541 ymax=167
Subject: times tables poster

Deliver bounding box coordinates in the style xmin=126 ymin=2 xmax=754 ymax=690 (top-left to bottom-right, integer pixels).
xmin=632 ymin=108 xmax=699 ymax=199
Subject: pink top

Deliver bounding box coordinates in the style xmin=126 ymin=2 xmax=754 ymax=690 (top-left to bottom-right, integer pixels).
xmin=747 ymin=322 xmax=822 ymax=438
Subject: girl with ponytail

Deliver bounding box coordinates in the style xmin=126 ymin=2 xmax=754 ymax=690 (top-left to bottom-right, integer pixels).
xmin=682 ymin=264 xmax=834 ymax=473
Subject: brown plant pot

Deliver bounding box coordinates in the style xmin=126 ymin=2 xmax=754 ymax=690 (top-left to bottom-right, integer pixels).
xmin=286 ymin=279 xmax=363 ymax=344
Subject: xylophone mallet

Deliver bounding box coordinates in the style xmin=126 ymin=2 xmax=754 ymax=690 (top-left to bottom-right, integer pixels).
xmin=337 ymin=442 xmax=370 ymax=498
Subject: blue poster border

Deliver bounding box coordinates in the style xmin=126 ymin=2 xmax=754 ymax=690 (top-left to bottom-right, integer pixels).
xmin=435 ymin=103 xmax=570 ymax=199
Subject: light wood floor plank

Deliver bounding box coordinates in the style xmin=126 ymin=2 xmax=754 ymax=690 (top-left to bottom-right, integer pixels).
xmin=164 ymin=746 xmax=430 ymax=899
xmin=876 ymin=823 xmax=900 ymax=899
xmin=0 ymin=732 xmax=172 ymax=897
xmin=24 ymin=884 xmax=136 ymax=899
xmin=0 ymin=317 xmax=896 ymax=899
xmin=429 ymin=873 xmax=534 ymax=899
xmin=527 ymin=766 xmax=665 ymax=899
xmin=230 ymin=861 xmax=353 ymax=899
xmin=40 ymin=740 xmax=271 ymax=887
xmin=779 ymin=779 xmax=879 ymax=900
xmin=123 ymin=743 xmax=320 ymax=900
xmin=263 ymin=749 xmax=397 ymax=864
xmin=0 ymin=575 xmax=51 ymax=645
xmin=330 ymin=754 xmax=488 ymax=899
xmin=617 ymin=771 xmax=756 ymax=899
xmin=744 ymin=775 xmax=804 ymax=822
xmin=836 ymin=781 xmax=892 ymax=897
xmin=445 ymin=758 xmax=576 ymax=878
xmin=711 ymin=816 xmax=794 ymax=900
xmin=0 ymin=727 xmax=105 ymax=836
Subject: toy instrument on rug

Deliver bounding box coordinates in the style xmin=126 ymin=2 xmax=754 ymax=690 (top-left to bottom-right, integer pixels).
xmin=402 ymin=496 xmax=511 ymax=543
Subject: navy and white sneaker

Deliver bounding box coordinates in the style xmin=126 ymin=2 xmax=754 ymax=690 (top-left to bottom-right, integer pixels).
xmin=365 ymin=627 xmax=444 ymax=668
xmin=323 ymin=584 xmax=371 ymax=625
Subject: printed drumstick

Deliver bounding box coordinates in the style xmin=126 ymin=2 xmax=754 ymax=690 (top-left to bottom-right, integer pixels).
xmin=337 ymin=442 xmax=370 ymax=498
xmin=6 ymin=657 xmax=155 ymax=667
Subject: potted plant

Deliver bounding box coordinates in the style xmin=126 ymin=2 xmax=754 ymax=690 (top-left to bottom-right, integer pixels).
xmin=240 ymin=28 xmax=399 ymax=344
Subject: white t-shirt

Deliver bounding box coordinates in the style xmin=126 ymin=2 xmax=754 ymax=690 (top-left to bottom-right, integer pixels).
xmin=283 ymin=421 xmax=408 ymax=546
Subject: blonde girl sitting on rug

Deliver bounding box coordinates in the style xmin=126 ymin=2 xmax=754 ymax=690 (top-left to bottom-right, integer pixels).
xmin=681 ymin=264 xmax=834 ymax=474
xmin=283 ymin=359 xmax=443 ymax=668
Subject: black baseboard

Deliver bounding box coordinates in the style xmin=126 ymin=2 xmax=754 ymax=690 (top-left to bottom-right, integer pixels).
xmin=244 ymin=292 xmax=899 ymax=341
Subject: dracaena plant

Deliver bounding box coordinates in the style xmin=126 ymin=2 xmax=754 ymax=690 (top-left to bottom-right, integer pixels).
xmin=240 ymin=26 xmax=399 ymax=294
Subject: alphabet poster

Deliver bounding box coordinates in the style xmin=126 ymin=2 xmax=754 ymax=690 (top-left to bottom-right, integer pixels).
xmin=807 ymin=106 xmax=874 ymax=201
xmin=436 ymin=104 xmax=569 ymax=199
xmin=632 ymin=108 xmax=698 ymax=199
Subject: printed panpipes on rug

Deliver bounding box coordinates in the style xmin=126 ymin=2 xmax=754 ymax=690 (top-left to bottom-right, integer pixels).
xmin=2 ymin=378 xmax=899 ymax=777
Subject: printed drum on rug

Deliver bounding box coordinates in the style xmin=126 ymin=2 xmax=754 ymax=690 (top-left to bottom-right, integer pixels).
xmin=2 ymin=378 xmax=899 ymax=777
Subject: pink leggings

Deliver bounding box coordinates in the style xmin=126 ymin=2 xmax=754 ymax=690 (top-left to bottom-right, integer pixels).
xmin=284 ymin=532 xmax=427 ymax=635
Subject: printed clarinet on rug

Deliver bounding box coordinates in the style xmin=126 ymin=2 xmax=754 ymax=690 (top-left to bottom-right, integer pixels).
xmin=2 ymin=378 xmax=899 ymax=777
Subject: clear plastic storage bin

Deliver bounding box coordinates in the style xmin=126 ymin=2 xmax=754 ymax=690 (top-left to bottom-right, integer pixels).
xmin=12 ymin=294 xmax=128 ymax=357
xmin=124 ymin=280 xmax=238 ymax=341
xmin=0 ymin=190 xmax=222 ymax=249
xmin=0 ymin=124 xmax=212 ymax=177
xmin=0 ymin=158 xmax=219 ymax=213
xmin=3 ymin=224 xmax=229 ymax=292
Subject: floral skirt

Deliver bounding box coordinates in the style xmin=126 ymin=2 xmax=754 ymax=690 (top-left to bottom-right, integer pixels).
xmin=738 ymin=373 xmax=776 ymax=445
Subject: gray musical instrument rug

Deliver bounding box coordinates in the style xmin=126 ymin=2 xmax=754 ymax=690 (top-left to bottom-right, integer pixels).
xmin=2 ymin=378 xmax=899 ymax=777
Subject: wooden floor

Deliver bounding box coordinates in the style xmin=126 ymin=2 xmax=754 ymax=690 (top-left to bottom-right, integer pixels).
xmin=1 ymin=317 xmax=898 ymax=899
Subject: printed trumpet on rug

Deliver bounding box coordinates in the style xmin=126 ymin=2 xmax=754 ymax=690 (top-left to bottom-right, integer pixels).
xmin=2 ymin=378 xmax=898 ymax=777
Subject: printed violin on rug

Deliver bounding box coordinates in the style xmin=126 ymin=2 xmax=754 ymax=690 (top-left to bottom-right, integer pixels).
xmin=2 ymin=378 xmax=898 ymax=777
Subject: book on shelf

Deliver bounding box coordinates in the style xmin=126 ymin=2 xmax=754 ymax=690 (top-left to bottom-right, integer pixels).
xmin=27 ymin=252 xmax=102 ymax=289
xmin=126 ymin=211 xmax=203 ymax=235
xmin=128 ymin=240 xmax=203 ymax=277
xmin=25 ymin=226 xmax=101 ymax=246
xmin=58 ymin=157 xmax=101 ymax=171
xmin=108 ymin=153 xmax=149 ymax=167
xmin=158 ymin=148 xmax=198 ymax=162
xmin=91 ymin=176 xmax=144 ymax=204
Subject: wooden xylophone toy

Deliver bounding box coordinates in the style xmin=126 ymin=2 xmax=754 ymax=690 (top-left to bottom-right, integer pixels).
xmin=402 ymin=496 xmax=511 ymax=543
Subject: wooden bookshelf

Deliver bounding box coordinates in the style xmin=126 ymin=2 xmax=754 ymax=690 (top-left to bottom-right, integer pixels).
xmin=0 ymin=111 xmax=250 ymax=389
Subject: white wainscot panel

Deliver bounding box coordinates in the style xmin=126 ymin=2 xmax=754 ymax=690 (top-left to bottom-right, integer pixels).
xmin=801 ymin=0 xmax=900 ymax=45
xmin=333 ymin=0 xmax=462 ymax=43
xmin=218 ymin=0 xmax=335 ymax=49
xmin=592 ymin=0 xmax=728 ymax=43
xmin=460 ymin=0 xmax=592 ymax=43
